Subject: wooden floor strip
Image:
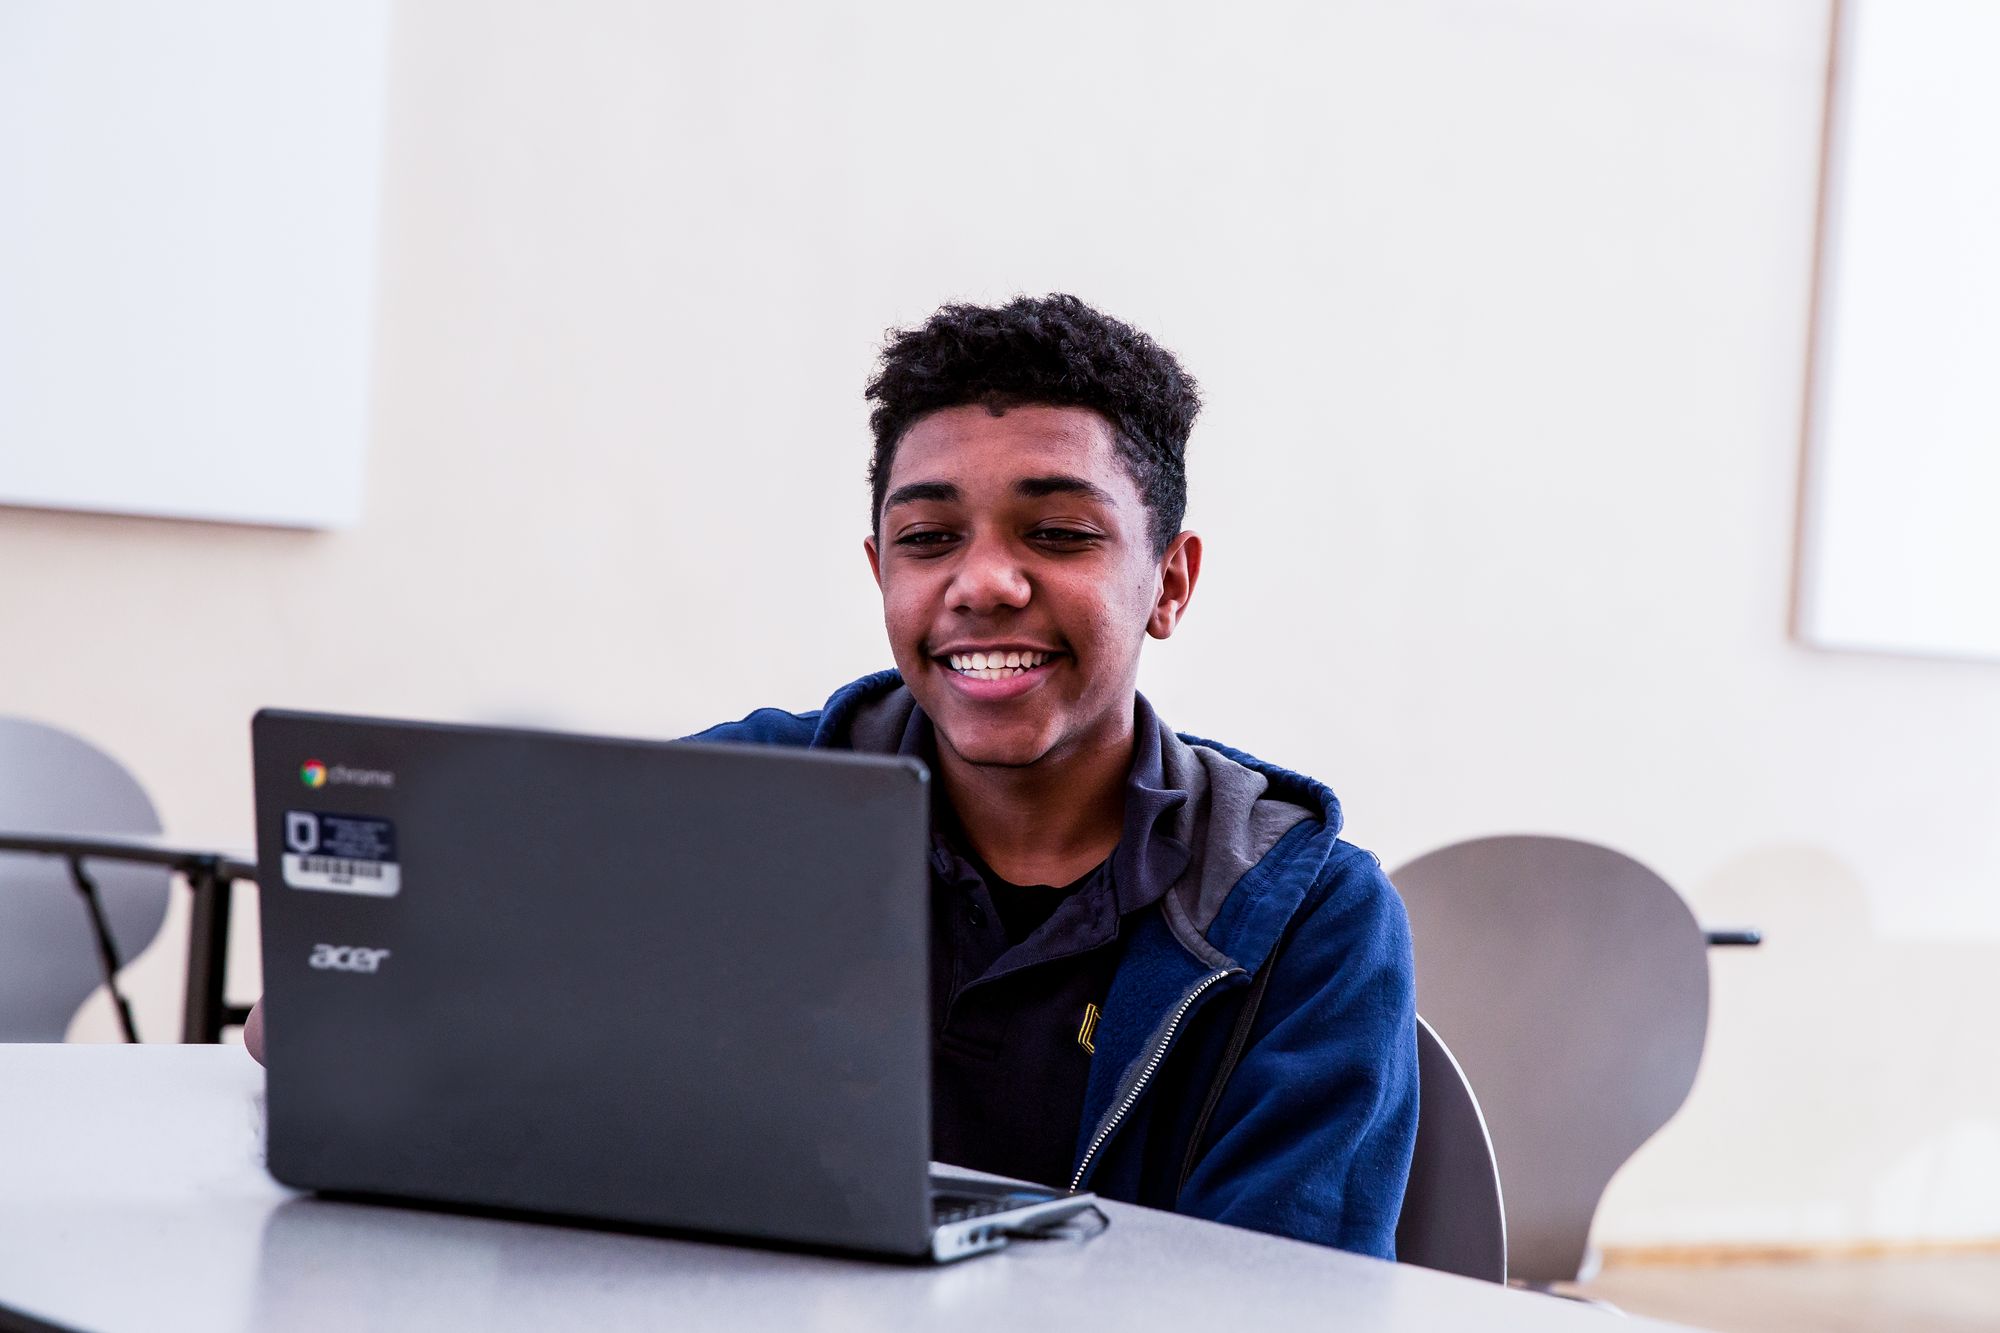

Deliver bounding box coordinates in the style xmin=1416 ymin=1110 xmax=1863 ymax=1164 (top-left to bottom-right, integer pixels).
xmin=1601 ymin=1237 xmax=2000 ymax=1268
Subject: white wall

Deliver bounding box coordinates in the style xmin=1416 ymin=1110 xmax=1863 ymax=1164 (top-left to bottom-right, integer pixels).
xmin=10 ymin=0 xmax=1998 ymax=1246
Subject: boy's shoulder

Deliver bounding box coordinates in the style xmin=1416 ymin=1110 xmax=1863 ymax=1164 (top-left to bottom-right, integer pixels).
xmin=681 ymin=671 xmax=902 ymax=750
xmin=684 ymin=706 xmax=823 ymax=748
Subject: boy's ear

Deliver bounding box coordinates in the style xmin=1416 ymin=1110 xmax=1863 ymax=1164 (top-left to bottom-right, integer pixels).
xmin=1147 ymin=531 xmax=1202 ymax=640
xmin=864 ymin=534 xmax=883 ymax=591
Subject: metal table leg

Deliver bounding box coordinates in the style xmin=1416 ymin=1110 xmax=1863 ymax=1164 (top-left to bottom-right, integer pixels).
xmin=181 ymin=857 xmax=235 ymax=1044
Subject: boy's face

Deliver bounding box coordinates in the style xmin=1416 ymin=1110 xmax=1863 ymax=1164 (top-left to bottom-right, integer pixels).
xmin=865 ymin=403 xmax=1198 ymax=772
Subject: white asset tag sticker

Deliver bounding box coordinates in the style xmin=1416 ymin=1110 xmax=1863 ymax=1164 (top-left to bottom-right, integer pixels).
xmin=283 ymin=810 xmax=401 ymax=897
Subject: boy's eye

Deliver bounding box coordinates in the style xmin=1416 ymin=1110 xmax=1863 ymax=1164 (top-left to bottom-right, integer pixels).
xmin=892 ymin=526 xmax=1099 ymax=552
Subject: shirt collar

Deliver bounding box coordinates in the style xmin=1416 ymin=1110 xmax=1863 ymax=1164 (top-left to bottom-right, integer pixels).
xmin=899 ymin=695 xmax=1192 ymax=915
xmin=1110 ymin=693 xmax=1193 ymax=915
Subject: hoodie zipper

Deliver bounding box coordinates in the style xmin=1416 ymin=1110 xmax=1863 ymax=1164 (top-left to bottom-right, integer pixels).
xmin=1069 ymin=966 xmax=1241 ymax=1193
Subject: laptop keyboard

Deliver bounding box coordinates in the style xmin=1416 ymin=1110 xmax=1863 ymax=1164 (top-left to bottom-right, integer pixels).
xmin=931 ymin=1194 xmax=1018 ymax=1226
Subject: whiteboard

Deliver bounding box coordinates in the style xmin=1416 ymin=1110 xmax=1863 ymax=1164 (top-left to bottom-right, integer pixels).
xmin=1798 ymin=0 xmax=2000 ymax=663
xmin=0 ymin=0 xmax=390 ymax=529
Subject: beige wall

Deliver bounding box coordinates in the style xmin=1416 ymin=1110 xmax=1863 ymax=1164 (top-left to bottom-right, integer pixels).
xmin=10 ymin=0 xmax=1998 ymax=1246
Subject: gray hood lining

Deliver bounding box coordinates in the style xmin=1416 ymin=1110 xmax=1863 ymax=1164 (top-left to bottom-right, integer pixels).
xmin=838 ymin=686 xmax=1314 ymax=964
xmin=1155 ymin=729 xmax=1313 ymax=954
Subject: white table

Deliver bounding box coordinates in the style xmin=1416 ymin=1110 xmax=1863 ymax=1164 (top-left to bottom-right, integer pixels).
xmin=0 ymin=1046 xmax=1699 ymax=1332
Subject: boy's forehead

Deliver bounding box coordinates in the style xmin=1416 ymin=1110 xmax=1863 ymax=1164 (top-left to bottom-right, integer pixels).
xmin=889 ymin=403 xmax=1126 ymax=491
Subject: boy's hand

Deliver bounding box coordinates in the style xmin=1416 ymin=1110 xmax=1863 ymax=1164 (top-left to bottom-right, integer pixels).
xmin=243 ymin=997 xmax=265 ymax=1065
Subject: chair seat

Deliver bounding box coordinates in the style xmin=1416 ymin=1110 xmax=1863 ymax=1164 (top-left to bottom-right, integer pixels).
xmin=1392 ymin=835 xmax=1709 ymax=1285
xmin=1396 ymin=1014 xmax=1507 ymax=1284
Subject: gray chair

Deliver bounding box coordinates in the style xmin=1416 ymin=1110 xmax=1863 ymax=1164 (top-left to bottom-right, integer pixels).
xmin=1396 ymin=1014 xmax=1507 ymax=1284
xmin=1391 ymin=835 xmax=1710 ymax=1287
xmin=0 ymin=718 xmax=172 ymax=1041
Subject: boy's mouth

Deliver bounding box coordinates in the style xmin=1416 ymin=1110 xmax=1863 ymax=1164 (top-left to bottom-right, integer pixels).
xmin=942 ymin=648 xmax=1058 ymax=682
xmin=932 ymin=640 xmax=1072 ymax=684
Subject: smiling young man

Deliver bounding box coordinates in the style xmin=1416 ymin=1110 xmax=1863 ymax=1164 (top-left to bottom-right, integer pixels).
xmin=690 ymin=294 xmax=1420 ymax=1257
xmin=243 ymin=294 xmax=1416 ymax=1256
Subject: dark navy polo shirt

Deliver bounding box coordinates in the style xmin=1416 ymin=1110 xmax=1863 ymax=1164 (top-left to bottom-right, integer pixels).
xmin=895 ymin=698 xmax=1193 ymax=1189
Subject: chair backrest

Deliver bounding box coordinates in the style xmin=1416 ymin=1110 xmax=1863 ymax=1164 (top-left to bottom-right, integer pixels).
xmin=0 ymin=718 xmax=171 ymax=1040
xmin=1392 ymin=835 xmax=1708 ymax=1285
xmin=1396 ymin=1014 xmax=1507 ymax=1284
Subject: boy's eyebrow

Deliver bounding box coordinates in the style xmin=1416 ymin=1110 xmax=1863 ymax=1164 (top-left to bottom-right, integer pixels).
xmin=882 ymin=481 xmax=960 ymax=510
xmin=1015 ymin=474 xmax=1116 ymax=505
xmin=882 ymin=474 xmax=1116 ymax=511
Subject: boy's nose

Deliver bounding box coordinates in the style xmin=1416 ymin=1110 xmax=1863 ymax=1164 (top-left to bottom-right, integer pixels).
xmin=948 ymin=537 xmax=1031 ymax=614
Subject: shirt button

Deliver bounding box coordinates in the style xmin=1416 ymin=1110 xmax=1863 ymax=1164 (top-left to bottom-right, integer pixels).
xmin=967 ymin=906 xmax=985 ymax=926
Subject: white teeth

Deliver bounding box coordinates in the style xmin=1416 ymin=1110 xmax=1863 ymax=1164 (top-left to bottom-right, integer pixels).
xmin=945 ymin=650 xmax=1054 ymax=677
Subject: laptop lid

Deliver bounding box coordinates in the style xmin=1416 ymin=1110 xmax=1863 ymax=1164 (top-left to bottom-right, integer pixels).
xmin=252 ymin=709 xmax=935 ymax=1257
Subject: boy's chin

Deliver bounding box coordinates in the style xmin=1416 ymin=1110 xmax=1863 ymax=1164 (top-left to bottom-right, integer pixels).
xmin=932 ymin=720 xmax=1060 ymax=772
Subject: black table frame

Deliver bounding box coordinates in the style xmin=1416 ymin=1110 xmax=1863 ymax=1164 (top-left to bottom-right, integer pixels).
xmin=0 ymin=832 xmax=257 ymax=1044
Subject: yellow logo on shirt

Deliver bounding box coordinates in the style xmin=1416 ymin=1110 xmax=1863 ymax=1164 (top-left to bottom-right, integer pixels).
xmin=1077 ymin=1003 xmax=1101 ymax=1055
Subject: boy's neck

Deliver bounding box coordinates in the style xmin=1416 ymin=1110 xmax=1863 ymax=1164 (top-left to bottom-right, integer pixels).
xmin=935 ymin=712 xmax=1135 ymax=890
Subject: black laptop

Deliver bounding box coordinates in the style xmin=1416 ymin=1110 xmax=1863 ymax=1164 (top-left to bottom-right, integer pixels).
xmin=251 ymin=708 xmax=1094 ymax=1261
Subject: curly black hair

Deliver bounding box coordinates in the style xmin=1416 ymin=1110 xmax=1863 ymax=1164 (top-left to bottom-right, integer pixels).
xmin=864 ymin=294 xmax=1201 ymax=556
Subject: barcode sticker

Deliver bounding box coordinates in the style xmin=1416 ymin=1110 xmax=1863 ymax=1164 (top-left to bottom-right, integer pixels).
xmin=283 ymin=811 xmax=401 ymax=897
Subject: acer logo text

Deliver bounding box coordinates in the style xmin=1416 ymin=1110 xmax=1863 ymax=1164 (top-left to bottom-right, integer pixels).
xmin=310 ymin=944 xmax=392 ymax=973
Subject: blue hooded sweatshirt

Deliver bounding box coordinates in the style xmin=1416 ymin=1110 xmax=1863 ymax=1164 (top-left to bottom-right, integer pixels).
xmin=691 ymin=671 xmax=1418 ymax=1258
